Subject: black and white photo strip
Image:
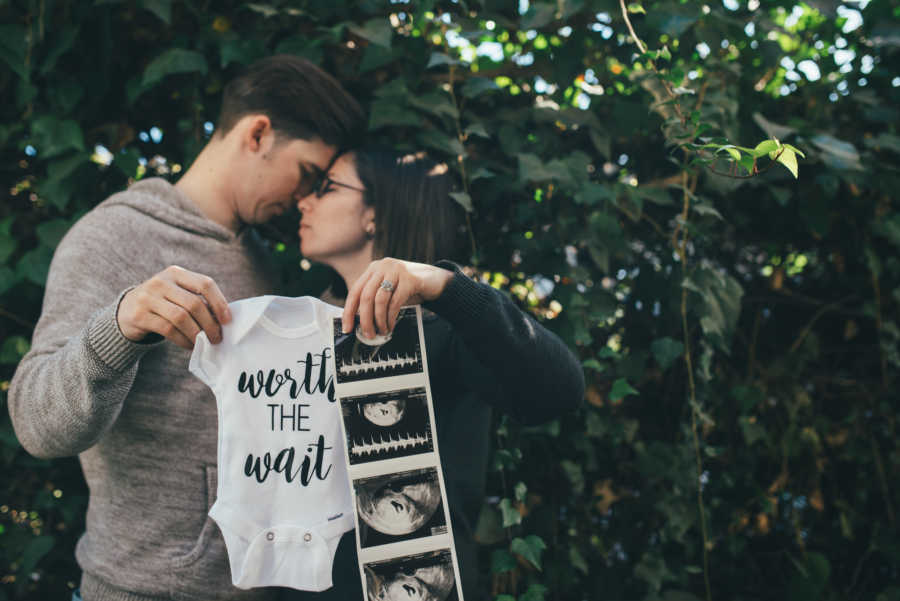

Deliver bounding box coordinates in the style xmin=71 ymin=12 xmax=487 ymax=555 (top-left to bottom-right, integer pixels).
xmin=354 ymin=467 xmax=448 ymax=549
xmin=364 ymin=549 xmax=458 ymax=601
xmin=333 ymin=307 xmax=423 ymax=383
xmin=342 ymin=387 xmax=433 ymax=464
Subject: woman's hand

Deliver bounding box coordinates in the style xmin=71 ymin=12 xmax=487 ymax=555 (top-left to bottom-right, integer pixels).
xmin=342 ymin=258 xmax=453 ymax=337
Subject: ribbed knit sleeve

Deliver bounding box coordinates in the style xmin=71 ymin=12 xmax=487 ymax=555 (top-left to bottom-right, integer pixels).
xmin=8 ymin=207 xmax=163 ymax=459
xmin=423 ymin=261 xmax=585 ymax=424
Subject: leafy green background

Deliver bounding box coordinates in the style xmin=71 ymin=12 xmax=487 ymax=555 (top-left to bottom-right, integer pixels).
xmin=1 ymin=1 xmax=899 ymax=600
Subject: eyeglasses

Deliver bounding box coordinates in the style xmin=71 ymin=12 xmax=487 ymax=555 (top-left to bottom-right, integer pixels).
xmin=296 ymin=163 xmax=324 ymax=199
xmin=314 ymin=175 xmax=365 ymax=199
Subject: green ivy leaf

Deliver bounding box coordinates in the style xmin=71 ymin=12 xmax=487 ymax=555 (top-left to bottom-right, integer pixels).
xmin=115 ymin=148 xmax=143 ymax=180
xmin=40 ymin=26 xmax=80 ymax=75
xmin=647 ymin=8 xmax=698 ymax=37
xmin=245 ymin=3 xmax=279 ymax=18
xmin=142 ymin=48 xmax=208 ymax=87
xmin=368 ymin=99 xmax=422 ymax=130
xmin=570 ymin=546 xmax=590 ymax=574
xmin=140 ymin=0 xmax=172 ymax=24
xmin=514 ymin=481 xmax=527 ymax=502
xmin=0 ymin=266 xmax=18 ymax=296
xmin=464 ymin=122 xmax=490 ymax=139
xmin=19 ymin=535 xmax=55 ymax=577
xmin=651 ymin=337 xmax=684 ymax=370
xmin=0 ymin=25 xmax=28 ymax=80
xmin=348 ymin=18 xmax=393 ymax=48
xmin=407 ymin=91 xmax=459 ymax=120
xmin=777 ymin=147 xmax=799 ymax=179
xmin=582 ymin=358 xmax=605 ymax=372
xmin=517 ymin=153 xmax=556 ymax=182
xmin=426 ymin=52 xmax=461 ymax=68
xmin=36 ymin=219 xmax=72 ymax=249
xmin=220 ymin=37 xmax=267 ymax=68
xmin=17 ymin=246 xmax=54 ymax=286
xmin=275 ymin=36 xmax=324 ymax=64
xmin=752 ymin=139 xmax=780 ymax=157
xmin=461 ymin=77 xmax=500 ymax=98
xmin=561 ymin=459 xmax=585 ymax=495
xmin=470 ymin=167 xmax=496 ymax=180
xmin=491 ymin=549 xmax=517 ymax=574
xmin=628 ymin=3 xmax=646 ymax=14
xmin=683 ymin=267 xmax=744 ymax=351
xmin=449 ymin=192 xmax=474 ymax=213
xmin=521 ymin=3 xmax=557 ymax=29
xmin=31 ymin=117 xmax=86 ymax=158
xmin=418 ymin=129 xmax=464 ymax=157
xmin=610 ymin=378 xmax=639 ymax=401
xmin=0 ymin=234 xmax=17 ymax=265
xmin=358 ymin=44 xmax=396 ymax=73
xmin=519 ymin=584 xmax=550 ymax=601
xmin=510 ymin=535 xmax=547 ymax=571
xmin=499 ymin=498 xmax=522 ymax=527
xmin=693 ymin=203 xmax=724 ymax=220
xmin=788 ymin=552 xmax=831 ymax=601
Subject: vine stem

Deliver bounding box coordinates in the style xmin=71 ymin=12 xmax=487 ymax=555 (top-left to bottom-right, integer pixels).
xmin=618 ymin=0 xmax=647 ymax=54
xmin=445 ymin=46 xmax=479 ymax=265
xmin=677 ymin=170 xmax=713 ymax=601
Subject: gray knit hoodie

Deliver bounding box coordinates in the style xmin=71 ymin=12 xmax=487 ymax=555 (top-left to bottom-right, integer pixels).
xmin=9 ymin=178 xmax=285 ymax=601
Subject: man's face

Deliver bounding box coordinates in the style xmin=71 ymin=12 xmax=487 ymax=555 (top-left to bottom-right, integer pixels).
xmin=239 ymin=135 xmax=335 ymax=225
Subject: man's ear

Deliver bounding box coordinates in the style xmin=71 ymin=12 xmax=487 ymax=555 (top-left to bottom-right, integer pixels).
xmin=244 ymin=115 xmax=273 ymax=153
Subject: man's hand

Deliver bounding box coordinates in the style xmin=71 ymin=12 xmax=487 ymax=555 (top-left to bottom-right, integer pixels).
xmin=342 ymin=258 xmax=453 ymax=338
xmin=117 ymin=266 xmax=231 ymax=349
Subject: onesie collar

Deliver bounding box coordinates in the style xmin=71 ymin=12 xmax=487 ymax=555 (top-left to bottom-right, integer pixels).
xmin=226 ymin=296 xmax=321 ymax=344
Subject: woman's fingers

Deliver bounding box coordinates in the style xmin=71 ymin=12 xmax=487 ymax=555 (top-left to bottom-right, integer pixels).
xmin=343 ymin=266 xmax=375 ymax=334
xmin=373 ymin=273 xmax=400 ymax=336
xmin=387 ymin=276 xmax=413 ymax=331
xmin=345 ymin=258 xmax=434 ymax=337
xmin=357 ymin=269 xmax=388 ymax=339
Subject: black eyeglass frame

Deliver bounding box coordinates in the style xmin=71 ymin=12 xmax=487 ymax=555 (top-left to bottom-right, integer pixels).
xmin=314 ymin=174 xmax=366 ymax=199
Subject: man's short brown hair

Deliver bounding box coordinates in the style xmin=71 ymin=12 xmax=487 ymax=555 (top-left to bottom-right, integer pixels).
xmin=217 ymin=55 xmax=364 ymax=149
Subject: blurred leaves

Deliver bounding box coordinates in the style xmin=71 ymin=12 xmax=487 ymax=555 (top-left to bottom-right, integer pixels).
xmin=1 ymin=0 xmax=898 ymax=599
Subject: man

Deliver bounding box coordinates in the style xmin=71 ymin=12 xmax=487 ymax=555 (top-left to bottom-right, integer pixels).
xmin=8 ymin=55 xmax=364 ymax=601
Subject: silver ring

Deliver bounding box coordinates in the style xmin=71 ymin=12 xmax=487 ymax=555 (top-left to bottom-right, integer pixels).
xmin=379 ymin=280 xmax=395 ymax=293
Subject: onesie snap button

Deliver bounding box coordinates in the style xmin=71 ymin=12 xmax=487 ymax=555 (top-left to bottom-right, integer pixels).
xmin=303 ymin=532 xmax=312 ymax=542
xmin=266 ymin=532 xmax=275 ymax=541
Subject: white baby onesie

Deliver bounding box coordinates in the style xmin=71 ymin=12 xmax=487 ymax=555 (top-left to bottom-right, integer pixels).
xmin=189 ymin=295 xmax=353 ymax=591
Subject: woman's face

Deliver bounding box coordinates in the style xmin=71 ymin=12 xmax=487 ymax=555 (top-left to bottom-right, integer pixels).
xmin=296 ymin=153 xmax=374 ymax=264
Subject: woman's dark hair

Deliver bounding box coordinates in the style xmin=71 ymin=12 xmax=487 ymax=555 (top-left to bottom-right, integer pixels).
xmin=217 ymin=55 xmax=364 ymax=149
xmin=354 ymin=149 xmax=466 ymax=265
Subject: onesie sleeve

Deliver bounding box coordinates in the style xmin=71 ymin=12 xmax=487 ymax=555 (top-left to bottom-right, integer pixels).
xmin=188 ymin=331 xmax=220 ymax=390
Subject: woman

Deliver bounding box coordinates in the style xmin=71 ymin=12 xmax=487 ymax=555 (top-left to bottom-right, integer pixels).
xmin=294 ymin=149 xmax=585 ymax=600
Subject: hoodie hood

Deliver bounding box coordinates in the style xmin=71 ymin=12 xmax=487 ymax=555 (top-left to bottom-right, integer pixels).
xmin=102 ymin=177 xmax=239 ymax=243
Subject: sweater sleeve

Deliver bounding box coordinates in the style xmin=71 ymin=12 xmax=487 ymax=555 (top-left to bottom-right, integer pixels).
xmin=423 ymin=261 xmax=585 ymax=425
xmin=7 ymin=207 xmax=164 ymax=459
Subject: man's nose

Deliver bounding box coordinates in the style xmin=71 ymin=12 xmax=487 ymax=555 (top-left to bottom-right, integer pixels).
xmin=296 ymin=193 xmax=313 ymax=212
